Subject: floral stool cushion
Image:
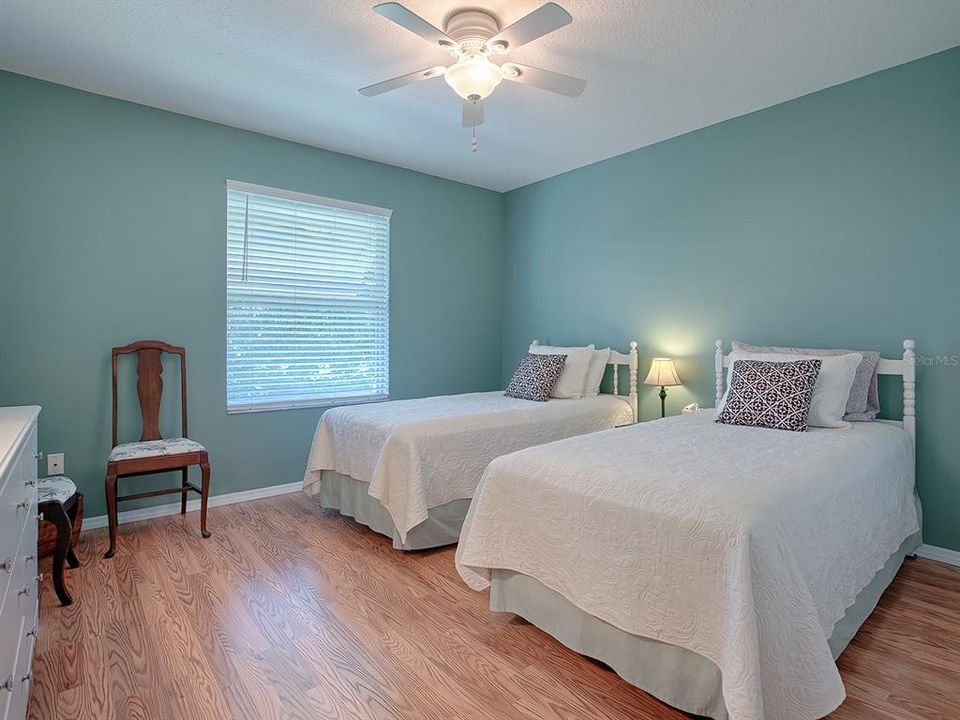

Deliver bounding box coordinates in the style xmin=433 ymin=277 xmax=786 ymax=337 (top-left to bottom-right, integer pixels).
xmin=108 ymin=437 xmax=206 ymax=462
xmin=38 ymin=475 xmax=78 ymax=505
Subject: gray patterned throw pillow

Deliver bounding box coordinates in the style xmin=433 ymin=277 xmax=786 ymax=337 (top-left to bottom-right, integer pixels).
xmin=716 ymin=358 xmax=822 ymax=432
xmin=505 ymin=353 xmax=567 ymax=402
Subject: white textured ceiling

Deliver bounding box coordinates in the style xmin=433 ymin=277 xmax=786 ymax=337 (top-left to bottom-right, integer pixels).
xmin=2 ymin=0 xmax=959 ymax=191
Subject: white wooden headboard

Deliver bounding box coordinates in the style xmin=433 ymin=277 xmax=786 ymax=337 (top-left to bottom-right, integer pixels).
xmin=610 ymin=341 xmax=640 ymax=423
xmin=531 ymin=340 xmax=639 ymax=423
xmin=714 ymin=339 xmax=916 ymax=445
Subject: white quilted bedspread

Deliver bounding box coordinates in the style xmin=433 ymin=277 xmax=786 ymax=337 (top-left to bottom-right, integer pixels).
xmin=303 ymin=391 xmax=633 ymax=540
xmin=456 ymin=411 xmax=918 ymax=720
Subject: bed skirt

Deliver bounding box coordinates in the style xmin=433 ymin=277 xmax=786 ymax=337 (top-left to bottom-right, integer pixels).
xmin=312 ymin=470 xmax=470 ymax=550
xmin=489 ymin=497 xmax=923 ymax=720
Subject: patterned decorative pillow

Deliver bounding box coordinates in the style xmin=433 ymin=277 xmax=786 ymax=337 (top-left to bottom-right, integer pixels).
xmin=716 ymin=359 xmax=822 ymax=432
xmin=505 ymin=353 xmax=567 ymax=402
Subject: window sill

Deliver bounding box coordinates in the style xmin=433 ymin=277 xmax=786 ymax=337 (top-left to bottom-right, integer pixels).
xmin=226 ymin=394 xmax=389 ymax=415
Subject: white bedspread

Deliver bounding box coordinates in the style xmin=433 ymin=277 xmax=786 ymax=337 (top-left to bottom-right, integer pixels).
xmin=303 ymin=391 xmax=633 ymax=541
xmin=456 ymin=411 xmax=918 ymax=720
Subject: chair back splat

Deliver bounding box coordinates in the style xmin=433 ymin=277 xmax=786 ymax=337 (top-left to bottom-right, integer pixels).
xmin=111 ymin=340 xmax=188 ymax=446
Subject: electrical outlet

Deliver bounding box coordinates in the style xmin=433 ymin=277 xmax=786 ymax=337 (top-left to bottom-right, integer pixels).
xmin=47 ymin=453 xmax=64 ymax=475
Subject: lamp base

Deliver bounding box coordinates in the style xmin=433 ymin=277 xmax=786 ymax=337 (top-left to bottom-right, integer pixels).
xmin=659 ymin=386 xmax=667 ymax=418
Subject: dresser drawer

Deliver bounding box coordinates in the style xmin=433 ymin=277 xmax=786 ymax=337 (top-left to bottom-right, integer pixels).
xmin=0 ymin=554 xmax=25 ymax=720
xmin=0 ymin=616 xmax=25 ymax=720
xmin=0 ymin=420 xmax=37 ymax=596
xmin=8 ymin=532 xmax=38 ymax=717
xmin=7 ymin=613 xmax=35 ymax=720
xmin=0 ymin=459 xmax=28 ymax=599
xmin=0 ymin=408 xmax=40 ymax=720
xmin=0 ymin=530 xmax=38 ymax=720
xmin=0 ymin=499 xmax=35 ymax=616
xmin=15 ymin=510 xmax=39 ymax=616
xmin=17 ymin=501 xmax=37 ymax=607
xmin=19 ymin=425 xmax=37 ymax=549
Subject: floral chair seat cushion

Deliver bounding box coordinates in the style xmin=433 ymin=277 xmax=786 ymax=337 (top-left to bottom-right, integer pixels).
xmin=109 ymin=437 xmax=206 ymax=462
xmin=38 ymin=475 xmax=77 ymax=505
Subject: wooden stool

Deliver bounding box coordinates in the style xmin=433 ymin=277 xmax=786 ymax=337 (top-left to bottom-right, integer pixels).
xmin=37 ymin=475 xmax=83 ymax=606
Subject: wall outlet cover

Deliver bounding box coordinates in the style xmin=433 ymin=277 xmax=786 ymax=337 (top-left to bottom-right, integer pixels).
xmin=47 ymin=452 xmax=64 ymax=475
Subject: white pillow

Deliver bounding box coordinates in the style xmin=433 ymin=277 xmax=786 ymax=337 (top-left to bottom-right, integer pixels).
xmin=718 ymin=351 xmax=861 ymax=428
xmin=528 ymin=343 xmax=595 ymax=399
xmin=583 ymin=348 xmax=611 ymax=397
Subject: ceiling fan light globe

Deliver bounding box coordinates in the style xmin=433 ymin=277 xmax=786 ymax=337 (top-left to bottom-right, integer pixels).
xmin=444 ymin=54 xmax=503 ymax=100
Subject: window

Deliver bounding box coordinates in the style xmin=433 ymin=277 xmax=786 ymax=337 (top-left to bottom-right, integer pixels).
xmin=226 ymin=180 xmax=390 ymax=413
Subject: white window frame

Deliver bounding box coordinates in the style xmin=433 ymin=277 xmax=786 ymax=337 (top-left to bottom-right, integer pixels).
xmin=225 ymin=180 xmax=391 ymax=414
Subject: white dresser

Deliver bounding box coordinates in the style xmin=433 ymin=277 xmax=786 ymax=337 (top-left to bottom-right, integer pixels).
xmin=0 ymin=407 xmax=40 ymax=720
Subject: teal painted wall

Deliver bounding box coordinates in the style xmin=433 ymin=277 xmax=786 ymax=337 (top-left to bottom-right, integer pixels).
xmin=3 ymin=49 xmax=959 ymax=550
xmin=503 ymin=47 xmax=960 ymax=551
xmin=0 ymin=71 xmax=505 ymax=518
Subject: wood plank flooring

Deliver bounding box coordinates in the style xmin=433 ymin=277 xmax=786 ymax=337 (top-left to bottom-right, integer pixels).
xmin=28 ymin=493 xmax=960 ymax=720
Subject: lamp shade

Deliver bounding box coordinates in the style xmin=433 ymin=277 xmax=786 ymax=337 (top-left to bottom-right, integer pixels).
xmin=644 ymin=358 xmax=681 ymax=386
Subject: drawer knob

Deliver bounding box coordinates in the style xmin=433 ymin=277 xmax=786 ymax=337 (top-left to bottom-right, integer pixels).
xmin=24 ymin=479 xmax=36 ymax=487
xmin=27 ymin=625 xmax=38 ymax=638
xmin=16 ymin=498 xmax=30 ymax=510
xmin=1 ymin=675 xmax=11 ymax=692
xmin=36 ymin=513 xmax=44 ymax=522
xmin=20 ymin=671 xmax=31 ymax=683
xmin=17 ymin=585 xmax=31 ymax=598
xmin=35 ymin=573 xmax=43 ymax=583
xmin=0 ymin=557 xmax=10 ymax=573
xmin=24 ymin=554 xmax=36 ymax=562
xmin=34 ymin=451 xmax=43 ymax=461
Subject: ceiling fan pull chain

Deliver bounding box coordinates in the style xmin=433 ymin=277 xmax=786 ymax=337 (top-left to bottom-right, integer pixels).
xmin=470 ymin=98 xmax=479 ymax=152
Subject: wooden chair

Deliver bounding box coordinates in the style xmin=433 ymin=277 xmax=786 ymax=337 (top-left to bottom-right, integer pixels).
xmin=105 ymin=340 xmax=211 ymax=559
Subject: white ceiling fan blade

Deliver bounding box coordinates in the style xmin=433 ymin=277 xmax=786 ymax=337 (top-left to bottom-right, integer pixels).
xmin=462 ymin=99 xmax=485 ymax=129
xmin=500 ymin=63 xmax=586 ymax=98
xmin=373 ymin=3 xmax=458 ymax=50
xmin=488 ymin=3 xmax=572 ymax=53
xmin=359 ymin=66 xmax=446 ymax=96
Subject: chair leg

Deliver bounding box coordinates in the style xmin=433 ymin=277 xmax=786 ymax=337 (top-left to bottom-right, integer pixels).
xmin=200 ymin=461 xmax=211 ymax=539
xmin=66 ymin=496 xmax=82 ymax=569
xmin=180 ymin=467 xmax=189 ymax=514
xmin=44 ymin=502 xmax=74 ymax=606
xmin=104 ymin=474 xmax=118 ymax=559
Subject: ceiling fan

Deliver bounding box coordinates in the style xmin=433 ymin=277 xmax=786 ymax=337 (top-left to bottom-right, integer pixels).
xmin=359 ymin=2 xmax=586 ymax=150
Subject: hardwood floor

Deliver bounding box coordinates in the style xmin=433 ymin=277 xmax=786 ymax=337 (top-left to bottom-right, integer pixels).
xmin=28 ymin=493 xmax=960 ymax=720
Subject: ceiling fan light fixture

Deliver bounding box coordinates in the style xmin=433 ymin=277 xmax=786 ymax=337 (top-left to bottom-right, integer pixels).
xmin=444 ymin=54 xmax=503 ymax=100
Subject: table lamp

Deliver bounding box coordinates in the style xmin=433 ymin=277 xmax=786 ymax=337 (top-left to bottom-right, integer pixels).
xmin=644 ymin=358 xmax=681 ymax=418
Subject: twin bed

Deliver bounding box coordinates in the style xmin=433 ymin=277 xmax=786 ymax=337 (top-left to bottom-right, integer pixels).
xmin=303 ymin=341 xmax=639 ymax=549
xmin=302 ymin=338 xmax=920 ymax=720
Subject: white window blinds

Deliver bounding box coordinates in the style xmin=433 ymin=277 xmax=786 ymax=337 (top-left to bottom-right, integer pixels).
xmin=226 ymin=180 xmax=390 ymax=413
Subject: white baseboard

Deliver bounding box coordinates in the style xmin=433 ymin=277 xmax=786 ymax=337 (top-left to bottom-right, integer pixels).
xmin=915 ymin=543 xmax=960 ymax=567
xmin=83 ymin=481 xmax=302 ymax=530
